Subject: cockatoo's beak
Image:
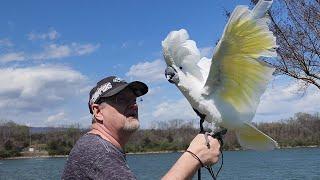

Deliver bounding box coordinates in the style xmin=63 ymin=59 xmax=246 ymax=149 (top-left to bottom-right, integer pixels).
xmin=165 ymin=66 xmax=179 ymax=84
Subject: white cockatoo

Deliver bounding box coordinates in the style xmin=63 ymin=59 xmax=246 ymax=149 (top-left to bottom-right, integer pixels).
xmin=162 ymin=0 xmax=278 ymax=150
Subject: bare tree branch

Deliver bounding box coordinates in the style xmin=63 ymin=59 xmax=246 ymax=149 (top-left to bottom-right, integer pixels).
xmin=248 ymin=0 xmax=320 ymax=90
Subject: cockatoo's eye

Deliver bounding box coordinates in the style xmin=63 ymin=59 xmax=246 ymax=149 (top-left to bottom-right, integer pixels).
xmin=179 ymin=66 xmax=183 ymax=70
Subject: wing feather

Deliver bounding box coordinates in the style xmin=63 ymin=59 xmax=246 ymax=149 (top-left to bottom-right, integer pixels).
xmin=203 ymin=0 xmax=276 ymax=122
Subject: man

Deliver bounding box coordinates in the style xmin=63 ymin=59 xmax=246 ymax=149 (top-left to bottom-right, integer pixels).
xmin=62 ymin=76 xmax=221 ymax=180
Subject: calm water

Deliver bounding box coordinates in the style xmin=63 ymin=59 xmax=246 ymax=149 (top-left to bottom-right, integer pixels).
xmin=0 ymin=148 xmax=319 ymax=180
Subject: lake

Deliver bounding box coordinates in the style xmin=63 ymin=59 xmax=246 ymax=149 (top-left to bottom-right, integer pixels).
xmin=0 ymin=147 xmax=319 ymax=180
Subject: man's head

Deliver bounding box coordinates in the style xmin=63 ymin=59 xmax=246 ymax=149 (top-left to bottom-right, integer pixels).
xmin=89 ymin=76 xmax=148 ymax=132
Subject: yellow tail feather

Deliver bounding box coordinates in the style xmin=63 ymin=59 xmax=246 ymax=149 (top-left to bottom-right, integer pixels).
xmin=236 ymin=122 xmax=279 ymax=151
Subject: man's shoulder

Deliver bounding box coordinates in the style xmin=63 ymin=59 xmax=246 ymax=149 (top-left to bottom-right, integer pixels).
xmin=72 ymin=133 xmax=107 ymax=154
xmin=75 ymin=133 xmax=100 ymax=147
xmin=62 ymin=134 xmax=132 ymax=179
xmin=70 ymin=133 xmax=123 ymax=157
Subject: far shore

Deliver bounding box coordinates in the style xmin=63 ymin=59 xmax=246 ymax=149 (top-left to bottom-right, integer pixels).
xmin=3 ymin=155 xmax=68 ymax=160
xmin=1 ymin=145 xmax=319 ymax=160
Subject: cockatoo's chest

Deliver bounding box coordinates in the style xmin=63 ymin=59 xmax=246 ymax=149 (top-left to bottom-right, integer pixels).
xmin=175 ymin=75 xmax=222 ymax=123
xmin=176 ymin=74 xmax=203 ymax=106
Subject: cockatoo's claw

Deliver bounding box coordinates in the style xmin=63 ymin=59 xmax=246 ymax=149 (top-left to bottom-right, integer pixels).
xmin=212 ymin=128 xmax=228 ymax=147
xmin=165 ymin=66 xmax=179 ymax=84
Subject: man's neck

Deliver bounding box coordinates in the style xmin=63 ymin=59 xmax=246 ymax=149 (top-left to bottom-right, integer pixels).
xmin=89 ymin=122 xmax=130 ymax=150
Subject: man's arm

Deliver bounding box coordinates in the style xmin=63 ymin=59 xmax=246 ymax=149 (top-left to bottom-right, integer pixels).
xmin=162 ymin=134 xmax=221 ymax=180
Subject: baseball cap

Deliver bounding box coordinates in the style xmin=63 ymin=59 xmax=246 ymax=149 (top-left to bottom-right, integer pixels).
xmin=88 ymin=76 xmax=148 ymax=114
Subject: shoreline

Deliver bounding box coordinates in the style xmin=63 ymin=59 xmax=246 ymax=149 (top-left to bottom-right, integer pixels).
xmin=126 ymin=150 xmax=184 ymax=155
xmin=2 ymin=145 xmax=319 ymax=160
xmin=2 ymin=155 xmax=68 ymax=160
xmin=280 ymin=145 xmax=318 ymax=149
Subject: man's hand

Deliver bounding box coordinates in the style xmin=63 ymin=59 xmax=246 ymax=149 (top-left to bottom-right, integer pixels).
xmin=187 ymin=134 xmax=221 ymax=166
xmin=162 ymin=134 xmax=221 ymax=180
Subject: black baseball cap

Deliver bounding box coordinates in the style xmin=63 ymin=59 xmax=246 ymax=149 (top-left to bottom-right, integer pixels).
xmin=88 ymin=76 xmax=148 ymax=114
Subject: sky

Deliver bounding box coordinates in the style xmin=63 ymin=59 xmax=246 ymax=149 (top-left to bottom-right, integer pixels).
xmin=0 ymin=0 xmax=319 ymax=128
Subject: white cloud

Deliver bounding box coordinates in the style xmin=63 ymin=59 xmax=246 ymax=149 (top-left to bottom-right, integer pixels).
xmin=0 ymin=64 xmax=87 ymax=114
xmin=47 ymin=112 xmax=67 ymax=122
xmin=199 ymin=46 xmax=213 ymax=58
xmin=32 ymin=44 xmax=70 ymax=60
xmin=28 ymin=29 xmax=60 ymax=40
xmin=126 ymin=59 xmax=166 ymax=83
xmin=255 ymin=79 xmax=320 ymax=121
xmin=0 ymin=39 xmax=13 ymax=47
xmin=146 ymin=86 xmax=163 ymax=96
xmin=72 ymin=43 xmax=100 ymax=55
xmin=0 ymin=43 xmax=99 ymax=63
xmin=32 ymin=43 xmax=99 ymax=60
xmin=24 ymin=29 xmax=99 ymax=60
xmin=152 ymin=98 xmax=196 ymax=120
xmin=0 ymin=30 xmax=99 ymax=63
xmin=0 ymin=52 xmax=26 ymax=63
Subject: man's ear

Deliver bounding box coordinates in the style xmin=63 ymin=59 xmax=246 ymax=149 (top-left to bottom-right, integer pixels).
xmin=92 ymin=104 xmax=104 ymax=122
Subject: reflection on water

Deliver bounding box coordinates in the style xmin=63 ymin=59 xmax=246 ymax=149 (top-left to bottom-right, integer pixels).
xmin=0 ymin=148 xmax=319 ymax=180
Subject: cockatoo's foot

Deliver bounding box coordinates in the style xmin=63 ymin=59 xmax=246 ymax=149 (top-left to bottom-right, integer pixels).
xmin=212 ymin=128 xmax=228 ymax=147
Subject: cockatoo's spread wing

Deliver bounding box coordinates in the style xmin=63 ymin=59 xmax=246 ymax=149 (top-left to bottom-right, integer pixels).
xmin=203 ymin=0 xmax=277 ymax=124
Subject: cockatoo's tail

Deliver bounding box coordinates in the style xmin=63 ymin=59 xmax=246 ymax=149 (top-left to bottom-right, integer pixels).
xmin=162 ymin=0 xmax=279 ymax=150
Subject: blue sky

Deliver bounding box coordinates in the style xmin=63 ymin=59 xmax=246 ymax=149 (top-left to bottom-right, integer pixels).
xmin=0 ymin=0 xmax=319 ymax=128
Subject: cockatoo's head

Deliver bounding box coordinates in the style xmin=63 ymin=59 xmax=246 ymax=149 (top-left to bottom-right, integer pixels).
xmin=163 ymin=55 xmax=192 ymax=93
xmin=162 ymin=39 xmax=182 ymax=85
xmin=162 ymin=29 xmax=203 ymax=91
xmin=162 ymin=29 xmax=190 ymax=86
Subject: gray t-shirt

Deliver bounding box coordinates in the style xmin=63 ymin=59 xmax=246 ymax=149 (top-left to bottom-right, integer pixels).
xmin=61 ymin=133 xmax=136 ymax=180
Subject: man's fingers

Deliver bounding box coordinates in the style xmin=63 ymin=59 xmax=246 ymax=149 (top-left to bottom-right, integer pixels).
xmin=207 ymin=136 xmax=221 ymax=149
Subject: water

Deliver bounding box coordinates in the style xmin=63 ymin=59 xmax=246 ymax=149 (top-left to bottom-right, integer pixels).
xmin=0 ymin=148 xmax=319 ymax=180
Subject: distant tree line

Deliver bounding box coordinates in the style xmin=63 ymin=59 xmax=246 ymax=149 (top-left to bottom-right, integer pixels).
xmin=33 ymin=124 xmax=84 ymax=156
xmin=257 ymin=112 xmax=320 ymax=147
xmin=0 ymin=112 xmax=319 ymax=158
xmin=0 ymin=122 xmax=86 ymax=158
xmin=0 ymin=121 xmax=29 ymax=158
xmin=127 ymin=112 xmax=320 ymax=152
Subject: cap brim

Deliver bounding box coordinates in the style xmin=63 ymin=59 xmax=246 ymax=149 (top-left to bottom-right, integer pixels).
xmin=128 ymin=81 xmax=148 ymax=97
